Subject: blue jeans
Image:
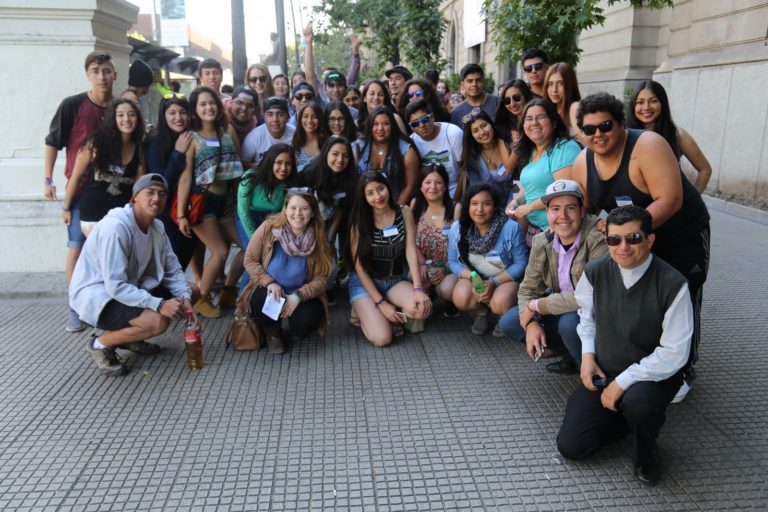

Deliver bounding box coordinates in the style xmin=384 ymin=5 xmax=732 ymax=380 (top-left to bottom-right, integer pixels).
xmin=66 ymin=197 xmax=85 ymax=249
xmin=235 ymin=211 xmax=266 ymax=291
xmin=499 ymin=306 xmax=582 ymax=366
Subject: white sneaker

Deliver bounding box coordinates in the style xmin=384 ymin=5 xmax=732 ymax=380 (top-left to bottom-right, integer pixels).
xmin=671 ymin=381 xmax=690 ymax=404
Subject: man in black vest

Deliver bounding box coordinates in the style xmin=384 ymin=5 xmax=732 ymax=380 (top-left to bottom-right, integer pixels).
xmin=556 ymin=205 xmax=693 ymax=485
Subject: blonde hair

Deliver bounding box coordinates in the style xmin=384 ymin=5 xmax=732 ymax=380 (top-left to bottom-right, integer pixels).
xmin=269 ymin=191 xmax=332 ymax=277
xmin=244 ymin=63 xmax=275 ymax=98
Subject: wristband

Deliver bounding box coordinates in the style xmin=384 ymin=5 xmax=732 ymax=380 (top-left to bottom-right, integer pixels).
xmin=292 ymin=292 xmax=302 ymax=303
xmin=374 ymin=297 xmax=385 ymax=307
xmin=158 ymin=299 xmax=166 ymax=311
xmin=61 ymin=206 xmax=71 ymax=212
xmin=176 ymin=215 xmax=186 ymax=221
xmin=490 ymin=276 xmax=500 ymax=287
xmin=45 ymin=177 xmax=54 ymax=186
xmin=413 ymin=287 xmax=426 ymax=295
xmin=419 ymin=261 xmax=428 ymax=267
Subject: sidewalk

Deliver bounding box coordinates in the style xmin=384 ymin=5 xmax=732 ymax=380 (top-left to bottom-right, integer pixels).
xmin=0 ymin=207 xmax=766 ymax=511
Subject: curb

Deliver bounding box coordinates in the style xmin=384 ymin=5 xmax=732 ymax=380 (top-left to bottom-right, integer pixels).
xmin=703 ymin=195 xmax=768 ymax=225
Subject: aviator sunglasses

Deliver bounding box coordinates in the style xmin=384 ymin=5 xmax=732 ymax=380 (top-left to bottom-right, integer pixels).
xmin=605 ymin=232 xmax=645 ymax=246
xmin=523 ymin=62 xmax=545 ymax=73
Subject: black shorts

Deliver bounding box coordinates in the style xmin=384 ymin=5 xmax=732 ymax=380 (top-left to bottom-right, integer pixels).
xmin=96 ymin=286 xmax=173 ymax=331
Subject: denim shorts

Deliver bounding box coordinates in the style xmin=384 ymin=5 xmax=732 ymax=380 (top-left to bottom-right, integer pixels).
xmin=66 ymin=198 xmax=86 ymax=249
xmin=348 ymin=271 xmax=407 ymax=303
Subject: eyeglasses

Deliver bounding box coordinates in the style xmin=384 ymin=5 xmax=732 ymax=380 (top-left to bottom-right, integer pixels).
xmin=523 ymin=62 xmax=545 ymax=73
xmin=502 ymin=94 xmax=523 ymax=105
xmin=328 ymin=116 xmax=345 ymax=124
xmin=581 ymin=120 xmax=615 ymax=136
xmin=294 ymin=93 xmax=314 ymax=101
xmin=163 ymin=92 xmax=186 ymax=100
xmin=287 ymin=186 xmax=313 ymax=195
xmin=523 ymin=114 xmax=549 ymax=124
xmin=605 ymin=232 xmax=645 ymax=246
xmin=249 ymin=76 xmax=267 ymax=83
xmin=407 ymin=89 xmax=425 ymax=99
xmin=408 ymin=114 xmax=432 ymax=129
xmin=461 ymin=107 xmax=483 ymax=124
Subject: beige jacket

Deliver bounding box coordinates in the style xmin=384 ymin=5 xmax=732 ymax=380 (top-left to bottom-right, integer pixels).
xmin=518 ymin=214 xmax=607 ymax=317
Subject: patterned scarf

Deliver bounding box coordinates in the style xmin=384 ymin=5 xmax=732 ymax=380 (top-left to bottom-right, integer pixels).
xmin=272 ymin=226 xmax=316 ymax=257
xmin=467 ymin=212 xmax=506 ymax=255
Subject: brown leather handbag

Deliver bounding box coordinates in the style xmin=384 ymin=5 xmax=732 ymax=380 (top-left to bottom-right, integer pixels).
xmin=224 ymin=308 xmax=262 ymax=351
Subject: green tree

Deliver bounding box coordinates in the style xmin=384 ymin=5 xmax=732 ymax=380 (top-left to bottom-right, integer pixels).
xmin=313 ymin=0 xmax=447 ymax=75
xmin=482 ymin=0 xmax=674 ymax=65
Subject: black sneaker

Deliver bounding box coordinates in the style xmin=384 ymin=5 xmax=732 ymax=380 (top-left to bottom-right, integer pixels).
xmin=326 ymin=288 xmax=337 ymax=306
xmin=443 ymin=303 xmax=460 ymax=318
xmin=85 ymin=338 xmax=127 ymax=376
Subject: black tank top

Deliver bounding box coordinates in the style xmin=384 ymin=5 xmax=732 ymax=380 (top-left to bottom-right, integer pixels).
xmin=369 ymin=206 xmax=406 ymax=278
xmin=586 ymin=129 xmax=709 ymax=251
xmin=79 ymin=145 xmax=141 ymax=222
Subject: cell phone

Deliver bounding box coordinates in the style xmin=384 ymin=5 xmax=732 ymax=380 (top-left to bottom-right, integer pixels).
xmin=592 ymin=376 xmax=613 ymax=388
xmin=396 ymin=311 xmax=407 ymax=323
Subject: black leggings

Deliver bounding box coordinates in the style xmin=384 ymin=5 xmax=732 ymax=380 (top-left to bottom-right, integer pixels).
xmin=249 ymin=287 xmax=324 ymax=339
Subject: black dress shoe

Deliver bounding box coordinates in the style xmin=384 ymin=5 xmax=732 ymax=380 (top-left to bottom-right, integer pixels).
xmin=545 ymin=356 xmax=577 ymax=374
xmin=634 ymin=450 xmax=662 ymax=485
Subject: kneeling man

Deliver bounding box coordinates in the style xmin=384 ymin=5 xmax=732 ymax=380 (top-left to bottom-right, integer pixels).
xmin=556 ymin=205 xmax=692 ymax=485
xmin=70 ymin=174 xmax=199 ymax=376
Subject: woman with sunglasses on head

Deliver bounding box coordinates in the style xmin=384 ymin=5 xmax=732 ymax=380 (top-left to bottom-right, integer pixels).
xmin=238 ymin=189 xmax=332 ymax=354
xmin=411 ymin=162 xmax=460 ymax=314
xmin=353 ymin=105 xmax=421 ymax=205
xmin=460 ymin=108 xmax=517 ymax=208
xmin=292 ymin=102 xmax=327 ymax=173
xmin=396 ymin=78 xmax=450 ymax=128
xmin=244 ymin=64 xmax=275 ymax=106
xmin=272 ymin=74 xmax=291 ymax=100
xmin=175 ymin=86 xmax=244 ymax=318
xmin=448 ymin=184 xmax=528 ymax=335
xmin=506 ymin=99 xmax=581 ymax=246
xmin=144 ymin=93 xmax=197 ymax=269
xmin=495 ymin=79 xmax=533 ymax=144
xmin=324 ymin=100 xmax=358 ymax=142
xmin=627 ymin=80 xmax=712 ymax=193
xmin=62 ymin=98 xmax=145 ymax=239
xmin=543 ymin=62 xmax=583 ymax=142
xmin=357 ymin=79 xmax=408 ymax=134
xmin=347 ymin=171 xmax=432 ymax=346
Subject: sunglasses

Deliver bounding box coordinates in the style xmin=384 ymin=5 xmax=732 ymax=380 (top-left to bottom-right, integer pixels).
xmin=581 ymin=120 xmax=615 ymax=136
xmin=461 ymin=107 xmax=483 ymax=124
xmin=287 ymin=186 xmax=313 ymax=195
xmin=408 ymin=113 xmax=431 ymax=129
xmin=407 ymin=89 xmax=425 ymax=99
xmin=523 ymin=62 xmax=545 ymax=73
xmin=502 ymin=94 xmax=523 ymax=105
xmin=163 ymin=92 xmax=186 ymax=100
xmin=605 ymin=232 xmax=645 ymax=246
xmin=249 ymin=76 xmax=267 ymax=83
xmin=450 ymin=94 xmax=463 ymax=101
xmin=294 ymin=93 xmax=314 ymax=101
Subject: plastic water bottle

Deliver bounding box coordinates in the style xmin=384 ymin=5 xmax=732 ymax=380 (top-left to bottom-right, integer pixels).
xmin=184 ymin=311 xmax=204 ymax=369
xmin=471 ymin=271 xmax=487 ymax=294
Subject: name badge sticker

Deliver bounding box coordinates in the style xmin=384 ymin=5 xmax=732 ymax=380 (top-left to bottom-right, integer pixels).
xmin=333 ymin=191 xmax=346 ymax=200
xmin=615 ymin=195 xmax=633 ymax=207
xmin=442 ymin=225 xmax=451 ymax=237
xmin=207 ymin=139 xmax=221 ymax=147
xmin=383 ymin=225 xmax=399 ymax=237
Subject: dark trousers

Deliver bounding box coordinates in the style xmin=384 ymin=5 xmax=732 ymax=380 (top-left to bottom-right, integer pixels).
xmin=249 ymin=287 xmax=324 ymax=339
xmin=654 ymin=224 xmax=710 ymax=382
xmin=556 ymin=370 xmax=683 ymax=467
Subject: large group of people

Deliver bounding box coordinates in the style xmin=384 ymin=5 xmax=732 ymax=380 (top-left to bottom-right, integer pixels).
xmin=48 ymin=39 xmax=714 ymax=486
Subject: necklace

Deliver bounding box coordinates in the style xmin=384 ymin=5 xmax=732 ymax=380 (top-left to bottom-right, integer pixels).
xmin=594 ymin=129 xmax=627 ymax=177
xmin=482 ymin=145 xmax=497 ymax=167
xmin=427 ymin=205 xmax=445 ymax=222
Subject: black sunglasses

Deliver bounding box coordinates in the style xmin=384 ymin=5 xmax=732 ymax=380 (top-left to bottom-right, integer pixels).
xmin=605 ymin=232 xmax=645 ymax=246
xmin=294 ymin=93 xmax=314 ymax=101
xmin=249 ymin=76 xmax=267 ymax=83
xmin=581 ymin=120 xmax=615 ymax=136
xmin=502 ymin=94 xmax=523 ymax=105
xmin=523 ymin=62 xmax=545 ymax=73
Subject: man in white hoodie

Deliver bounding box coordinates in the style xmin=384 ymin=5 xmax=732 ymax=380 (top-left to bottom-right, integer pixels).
xmin=69 ymin=174 xmax=199 ymax=376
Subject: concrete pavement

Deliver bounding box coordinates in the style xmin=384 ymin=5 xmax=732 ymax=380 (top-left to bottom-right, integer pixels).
xmin=0 ymin=206 xmax=766 ymax=511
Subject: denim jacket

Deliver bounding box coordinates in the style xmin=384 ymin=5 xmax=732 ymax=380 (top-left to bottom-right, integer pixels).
xmin=447 ymin=218 xmax=529 ymax=281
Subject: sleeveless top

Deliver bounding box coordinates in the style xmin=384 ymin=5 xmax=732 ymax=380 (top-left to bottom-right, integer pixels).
xmin=585 ymin=129 xmax=709 ymax=252
xmin=79 ymin=145 xmax=140 ymax=222
xmin=353 ymin=138 xmax=412 ymax=199
xmin=467 ymin=156 xmax=515 ymax=206
xmin=416 ymin=217 xmax=450 ymax=266
xmin=370 ymin=206 xmax=406 ymax=278
xmin=191 ymin=131 xmax=243 ymax=186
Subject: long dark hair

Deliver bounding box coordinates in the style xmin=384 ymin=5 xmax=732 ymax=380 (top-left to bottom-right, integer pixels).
xmin=240 ymin=143 xmax=295 ymax=198
xmin=458 ymin=183 xmax=499 ymax=271
xmin=349 ymin=171 xmax=398 ymax=270
xmin=359 ymin=105 xmax=415 ymax=191
xmin=303 ymin=136 xmax=357 ymax=207
xmin=292 ymin=101 xmax=327 ymax=151
xmin=324 ymin=101 xmax=358 ymax=141
xmin=460 ymin=109 xmax=503 ymax=173
xmin=495 ymin=79 xmax=533 ymax=134
xmin=189 ymin=86 xmax=227 ymax=132
xmin=357 ymin=79 xmax=394 ymax=132
xmin=396 ymin=78 xmax=447 ymax=127
xmin=82 ymin=98 xmax=145 ymax=173
xmin=150 ymin=94 xmax=190 ymax=166
xmin=514 ymin=98 xmax=570 ymax=166
xmin=411 ymin=162 xmax=454 ymax=223
xmin=626 ymin=80 xmax=679 ymax=158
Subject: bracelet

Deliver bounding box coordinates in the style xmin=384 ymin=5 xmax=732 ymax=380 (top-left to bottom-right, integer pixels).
xmin=45 ymin=177 xmax=54 ymax=186
xmin=525 ymin=320 xmax=540 ymax=331
xmin=176 ymin=215 xmax=186 ymax=221
xmin=158 ymin=299 xmax=166 ymax=311
xmin=419 ymin=261 xmax=428 ymax=267
xmin=292 ymin=292 xmax=302 ymax=303
xmin=490 ymin=276 xmax=500 ymax=287
xmin=61 ymin=206 xmax=70 ymax=212
xmin=374 ymin=297 xmax=385 ymax=307
xmin=413 ymin=287 xmax=427 ymax=295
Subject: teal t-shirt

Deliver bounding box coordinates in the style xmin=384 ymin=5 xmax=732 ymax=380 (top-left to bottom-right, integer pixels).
xmin=520 ymin=139 xmax=581 ymax=229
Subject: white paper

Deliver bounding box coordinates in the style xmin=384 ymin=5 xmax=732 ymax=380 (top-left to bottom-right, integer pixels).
xmin=262 ymin=294 xmax=286 ymax=320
